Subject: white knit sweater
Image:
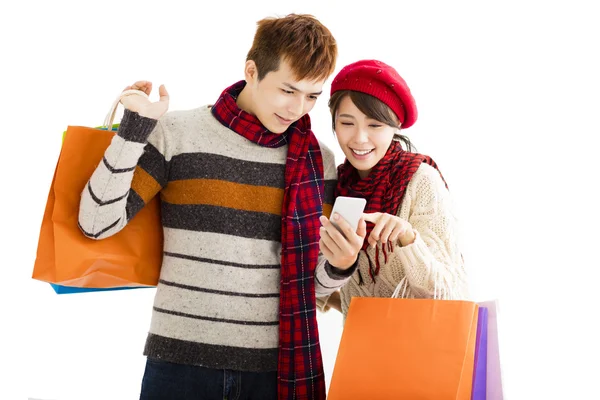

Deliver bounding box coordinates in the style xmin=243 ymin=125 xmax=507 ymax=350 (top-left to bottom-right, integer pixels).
xmin=317 ymin=162 xmax=469 ymax=318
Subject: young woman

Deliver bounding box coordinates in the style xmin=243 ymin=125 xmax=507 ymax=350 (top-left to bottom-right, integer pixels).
xmin=317 ymin=60 xmax=469 ymax=317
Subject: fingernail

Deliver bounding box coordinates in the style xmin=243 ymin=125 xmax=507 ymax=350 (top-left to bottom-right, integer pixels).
xmin=333 ymin=213 xmax=340 ymax=220
xmin=319 ymin=216 xmax=326 ymax=223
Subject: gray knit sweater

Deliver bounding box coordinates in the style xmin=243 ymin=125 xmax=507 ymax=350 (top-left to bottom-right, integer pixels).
xmin=78 ymin=106 xmax=354 ymax=371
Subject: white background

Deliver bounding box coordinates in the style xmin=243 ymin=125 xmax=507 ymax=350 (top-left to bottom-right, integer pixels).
xmin=2 ymin=0 xmax=599 ymax=399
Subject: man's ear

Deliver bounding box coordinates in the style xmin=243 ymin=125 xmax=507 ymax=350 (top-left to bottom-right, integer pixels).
xmin=244 ymin=60 xmax=258 ymax=84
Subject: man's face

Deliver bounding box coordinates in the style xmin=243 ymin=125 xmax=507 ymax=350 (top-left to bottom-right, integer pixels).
xmin=245 ymin=59 xmax=326 ymax=134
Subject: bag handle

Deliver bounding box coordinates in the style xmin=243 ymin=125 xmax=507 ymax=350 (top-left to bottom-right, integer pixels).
xmin=391 ymin=277 xmax=410 ymax=299
xmin=102 ymin=89 xmax=149 ymax=130
xmin=391 ymin=268 xmax=457 ymax=300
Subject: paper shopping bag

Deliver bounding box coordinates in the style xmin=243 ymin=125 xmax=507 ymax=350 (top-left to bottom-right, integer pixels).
xmin=327 ymin=297 xmax=479 ymax=400
xmin=472 ymin=306 xmax=488 ymax=400
xmin=32 ymin=124 xmax=163 ymax=292
xmin=478 ymin=300 xmax=504 ymax=400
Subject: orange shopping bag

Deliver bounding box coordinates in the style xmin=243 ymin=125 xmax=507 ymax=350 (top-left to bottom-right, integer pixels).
xmin=328 ymin=296 xmax=479 ymax=400
xmin=32 ymin=91 xmax=163 ymax=291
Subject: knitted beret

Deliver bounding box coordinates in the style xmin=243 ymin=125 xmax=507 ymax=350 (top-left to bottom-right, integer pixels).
xmin=330 ymin=59 xmax=417 ymax=129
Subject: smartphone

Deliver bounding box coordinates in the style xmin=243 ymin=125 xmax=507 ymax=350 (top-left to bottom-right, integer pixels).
xmin=329 ymin=196 xmax=367 ymax=233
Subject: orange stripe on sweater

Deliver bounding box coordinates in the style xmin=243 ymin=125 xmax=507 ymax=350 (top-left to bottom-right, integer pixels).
xmin=162 ymin=179 xmax=284 ymax=215
xmin=131 ymin=166 xmax=162 ymax=203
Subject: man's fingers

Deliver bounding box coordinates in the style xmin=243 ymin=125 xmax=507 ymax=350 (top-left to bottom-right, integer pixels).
xmin=131 ymin=80 xmax=152 ymax=95
xmin=356 ymin=218 xmax=367 ymax=239
xmin=320 ymin=226 xmax=341 ymax=254
xmin=158 ymin=84 xmax=170 ymax=103
xmin=330 ymin=213 xmax=356 ymax=238
xmin=319 ymin=239 xmax=334 ymax=260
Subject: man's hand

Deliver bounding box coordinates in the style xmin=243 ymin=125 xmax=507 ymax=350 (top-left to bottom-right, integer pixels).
xmin=120 ymin=80 xmax=170 ymax=120
xmin=319 ymin=212 xmax=366 ymax=269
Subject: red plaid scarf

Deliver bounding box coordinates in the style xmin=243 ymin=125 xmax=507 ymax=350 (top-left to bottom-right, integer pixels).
xmin=212 ymin=81 xmax=326 ymax=399
xmin=336 ymin=140 xmax=446 ymax=283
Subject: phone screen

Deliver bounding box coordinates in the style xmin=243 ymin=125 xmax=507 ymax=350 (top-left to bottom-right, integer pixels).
xmin=330 ymin=196 xmax=367 ymax=233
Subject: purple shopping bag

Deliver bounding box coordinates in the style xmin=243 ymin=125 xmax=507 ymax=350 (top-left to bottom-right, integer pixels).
xmin=478 ymin=300 xmax=504 ymax=400
xmin=472 ymin=307 xmax=488 ymax=399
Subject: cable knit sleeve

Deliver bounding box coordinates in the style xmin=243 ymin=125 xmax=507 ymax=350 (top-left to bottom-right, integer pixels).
xmin=386 ymin=163 xmax=469 ymax=300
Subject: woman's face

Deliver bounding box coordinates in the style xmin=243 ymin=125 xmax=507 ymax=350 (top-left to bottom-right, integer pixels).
xmin=334 ymin=96 xmax=398 ymax=178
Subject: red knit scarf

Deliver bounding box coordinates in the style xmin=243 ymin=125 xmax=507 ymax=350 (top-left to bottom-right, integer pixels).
xmin=211 ymin=81 xmax=326 ymax=399
xmin=336 ymin=140 xmax=446 ymax=283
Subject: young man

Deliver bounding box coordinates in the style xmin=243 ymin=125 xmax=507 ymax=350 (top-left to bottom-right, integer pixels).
xmin=78 ymin=14 xmax=365 ymax=400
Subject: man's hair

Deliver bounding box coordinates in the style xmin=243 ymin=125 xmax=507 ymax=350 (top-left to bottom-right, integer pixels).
xmin=247 ymin=14 xmax=337 ymax=82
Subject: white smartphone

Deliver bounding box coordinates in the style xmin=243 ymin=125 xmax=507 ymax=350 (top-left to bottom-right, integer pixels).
xmin=329 ymin=196 xmax=367 ymax=233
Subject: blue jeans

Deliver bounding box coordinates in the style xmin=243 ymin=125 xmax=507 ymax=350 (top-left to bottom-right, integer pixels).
xmin=139 ymin=358 xmax=277 ymax=400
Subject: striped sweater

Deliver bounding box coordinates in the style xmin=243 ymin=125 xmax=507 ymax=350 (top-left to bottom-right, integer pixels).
xmin=78 ymin=105 xmax=352 ymax=372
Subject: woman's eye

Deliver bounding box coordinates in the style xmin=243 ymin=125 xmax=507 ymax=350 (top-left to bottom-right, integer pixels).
xmin=340 ymin=122 xmax=353 ymax=126
xmin=282 ymin=89 xmax=294 ymax=94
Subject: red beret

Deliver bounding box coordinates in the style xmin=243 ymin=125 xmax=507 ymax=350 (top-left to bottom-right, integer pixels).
xmin=330 ymin=59 xmax=418 ymax=129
